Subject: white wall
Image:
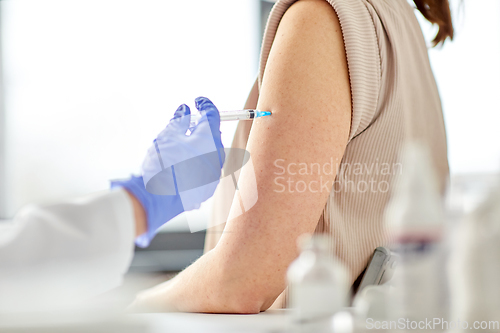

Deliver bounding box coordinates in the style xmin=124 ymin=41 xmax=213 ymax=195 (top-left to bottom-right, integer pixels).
xmin=1 ymin=0 xmax=260 ymax=218
xmin=418 ymin=0 xmax=500 ymax=175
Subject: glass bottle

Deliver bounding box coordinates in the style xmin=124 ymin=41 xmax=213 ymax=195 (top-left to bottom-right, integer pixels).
xmin=287 ymin=234 xmax=349 ymax=323
xmin=385 ymin=142 xmax=447 ymax=325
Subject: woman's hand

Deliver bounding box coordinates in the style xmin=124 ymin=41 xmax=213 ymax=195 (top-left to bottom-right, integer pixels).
xmin=128 ymin=278 xmax=178 ymax=313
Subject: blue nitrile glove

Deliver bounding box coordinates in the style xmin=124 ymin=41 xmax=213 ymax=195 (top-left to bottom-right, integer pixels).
xmin=111 ymin=97 xmax=225 ymax=247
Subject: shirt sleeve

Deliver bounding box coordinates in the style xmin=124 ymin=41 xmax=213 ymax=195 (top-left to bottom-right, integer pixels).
xmin=0 ymin=189 xmax=135 ymax=313
xmin=329 ymin=0 xmax=381 ymax=141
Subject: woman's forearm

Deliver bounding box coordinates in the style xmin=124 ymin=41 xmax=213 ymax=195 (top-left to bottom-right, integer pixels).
xmin=131 ymin=248 xmax=267 ymax=313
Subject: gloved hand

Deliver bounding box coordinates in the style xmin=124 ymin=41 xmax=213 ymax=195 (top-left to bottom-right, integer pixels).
xmin=111 ymin=97 xmax=225 ymax=247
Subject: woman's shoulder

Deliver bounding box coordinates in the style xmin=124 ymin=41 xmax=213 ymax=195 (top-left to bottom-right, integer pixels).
xmin=275 ymin=0 xmax=344 ymax=61
xmin=288 ymin=0 xmax=337 ymax=14
xmin=283 ymin=0 xmax=341 ymax=31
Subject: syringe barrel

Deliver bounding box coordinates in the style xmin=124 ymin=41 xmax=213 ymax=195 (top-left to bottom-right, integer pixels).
xmin=219 ymin=110 xmax=254 ymax=121
xmin=189 ymin=110 xmax=255 ymax=127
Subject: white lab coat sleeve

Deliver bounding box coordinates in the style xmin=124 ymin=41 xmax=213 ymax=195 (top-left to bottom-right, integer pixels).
xmin=0 ymin=189 xmax=136 ymax=313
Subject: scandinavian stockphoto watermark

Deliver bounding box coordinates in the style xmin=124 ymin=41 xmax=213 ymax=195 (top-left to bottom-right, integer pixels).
xmin=366 ymin=318 xmax=500 ymax=330
xmin=273 ymin=158 xmax=403 ymax=194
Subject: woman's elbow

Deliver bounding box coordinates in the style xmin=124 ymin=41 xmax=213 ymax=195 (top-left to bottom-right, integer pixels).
xmin=228 ymin=300 xmax=262 ymax=315
xmin=225 ymin=298 xmax=273 ymax=315
xmin=217 ymin=287 xmax=279 ymax=314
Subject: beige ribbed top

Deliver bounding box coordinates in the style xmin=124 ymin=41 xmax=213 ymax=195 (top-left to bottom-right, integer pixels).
xmin=205 ymin=0 xmax=449 ymax=307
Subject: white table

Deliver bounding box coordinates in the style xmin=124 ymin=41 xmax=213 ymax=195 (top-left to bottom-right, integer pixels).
xmin=139 ymin=309 xmax=290 ymax=333
xmin=0 ymin=309 xmax=354 ymax=333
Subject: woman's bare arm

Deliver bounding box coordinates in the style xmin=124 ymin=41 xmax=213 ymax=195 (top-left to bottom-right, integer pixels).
xmin=130 ymin=0 xmax=352 ymax=314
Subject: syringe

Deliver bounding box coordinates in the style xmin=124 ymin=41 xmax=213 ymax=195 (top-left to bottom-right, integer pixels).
xmin=190 ymin=110 xmax=271 ymax=128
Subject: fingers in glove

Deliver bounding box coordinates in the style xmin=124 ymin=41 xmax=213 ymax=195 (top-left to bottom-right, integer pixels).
xmin=193 ymin=97 xmax=221 ymax=138
xmin=194 ymin=97 xmax=225 ymax=168
xmin=167 ymin=104 xmax=191 ymax=134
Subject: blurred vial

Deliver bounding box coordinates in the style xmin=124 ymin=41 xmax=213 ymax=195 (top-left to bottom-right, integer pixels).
xmin=385 ymin=142 xmax=447 ymax=327
xmin=353 ymin=285 xmax=393 ymax=332
xmin=449 ymin=184 xmax=500 ymax=333
xmin=287 ymin=234 xmax=349 ymax=324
